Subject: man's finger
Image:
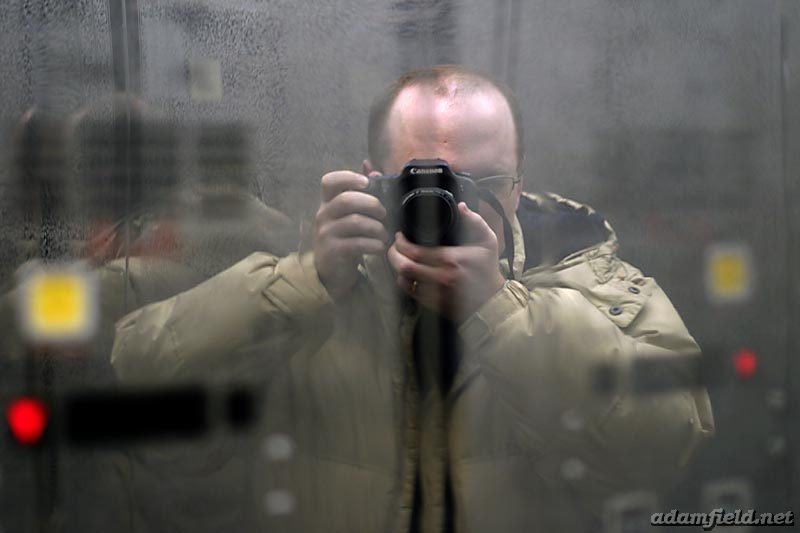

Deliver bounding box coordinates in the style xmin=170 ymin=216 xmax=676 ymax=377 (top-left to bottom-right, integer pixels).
xmin=396 ymin=274 xmax=447 ymax=312
xmin=320 ymin=171 xmax=370 ymax=202
xmin=387 ymin=244 xmax=442 ymax=283
xmin=393 ymin=232 xmax=457 ymax=267
xmin=458 ymin=202 xmax=497 ymax=246
xmin=325 ymin=214 xmax=388 ymax=242
xmin=396 ymin=274 xmax=415 ymax=294
xmin=335 ymin=237 xmax=386 ymax=256
xmin=319 ymin=191 xmax=386 ymax=222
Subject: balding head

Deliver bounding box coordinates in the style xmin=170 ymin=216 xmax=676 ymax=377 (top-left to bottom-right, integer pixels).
xmin=367 ymin=65 xmax=524 ymax=174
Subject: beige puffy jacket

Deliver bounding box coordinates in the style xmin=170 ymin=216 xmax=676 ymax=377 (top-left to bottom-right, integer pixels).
xmin=112 ymin=192 xmax=714 ymax=533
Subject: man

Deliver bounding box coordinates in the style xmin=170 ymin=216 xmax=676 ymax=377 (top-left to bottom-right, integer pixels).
xmin=112 ymin=65 xmax=714 ymax=532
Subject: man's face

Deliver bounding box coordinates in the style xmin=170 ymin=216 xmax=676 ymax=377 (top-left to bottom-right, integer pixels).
xmin=379 ymin=83 xmax=521 ymax=255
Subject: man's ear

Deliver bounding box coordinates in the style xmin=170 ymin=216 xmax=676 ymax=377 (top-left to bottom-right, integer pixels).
xmin=362 ymin=159 xmax=381 ymax=177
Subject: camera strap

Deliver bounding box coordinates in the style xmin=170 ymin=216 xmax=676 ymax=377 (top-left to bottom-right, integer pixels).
xmin=477 ymin=189 xmax=516 ymax=280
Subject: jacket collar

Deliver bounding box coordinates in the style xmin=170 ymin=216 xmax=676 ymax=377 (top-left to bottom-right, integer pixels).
xmin=512 ymin=191 xmax=617 ymax=277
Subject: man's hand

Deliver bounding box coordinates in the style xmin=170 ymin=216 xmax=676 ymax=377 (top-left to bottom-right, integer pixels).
xmin=314 ymin=171 xmax=388 ymax=300
xmin=387 ymin=203 xmax=507 ymax=323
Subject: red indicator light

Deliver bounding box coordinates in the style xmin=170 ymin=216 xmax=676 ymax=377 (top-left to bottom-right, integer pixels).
xmin=733 ymin=349 xmax=758 ymax=379
xmin=7 ymin=397 xmax=48 ymax=446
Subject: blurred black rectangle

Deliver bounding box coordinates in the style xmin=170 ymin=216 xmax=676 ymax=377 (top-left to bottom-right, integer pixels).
xmin=226 ymin=388 xmax=256 ymax=430
xmin=64 ymin=386 xmax=208 ymax=446
xmin=594 ymin=349 xmax=726 ymax=395
xmin=630 ymin=352 xmax=707 ymax=394
xmin=79 ymin=118 xmax=179 ymax=219
xmin=197 ymin=121 xmax=251 ymax=191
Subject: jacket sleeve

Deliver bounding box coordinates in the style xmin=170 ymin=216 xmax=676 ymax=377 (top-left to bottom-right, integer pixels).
xmin=111 ymin=252 xmax=333 ymax=383
xmin=457 ymin=263 xmax=714 ymax=495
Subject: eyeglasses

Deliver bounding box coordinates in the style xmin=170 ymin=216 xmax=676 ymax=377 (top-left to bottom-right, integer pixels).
xmin=473 ymin=175 xmax=521 ymax=199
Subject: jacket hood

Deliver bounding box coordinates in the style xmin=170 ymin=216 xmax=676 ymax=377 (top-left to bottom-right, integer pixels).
xmin=513 ymin=191 xmax=613 ymax=274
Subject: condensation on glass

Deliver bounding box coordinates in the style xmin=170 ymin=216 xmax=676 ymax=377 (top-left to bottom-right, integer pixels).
xmin=0 ymin=1 xmax=797 ymax=532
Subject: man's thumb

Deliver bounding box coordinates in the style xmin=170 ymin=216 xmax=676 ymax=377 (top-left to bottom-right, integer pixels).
xmin=458 ymin=202 xmax=494 ymax=245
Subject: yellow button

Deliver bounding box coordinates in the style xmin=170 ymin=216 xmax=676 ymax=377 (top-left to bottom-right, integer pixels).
xmin=711 ymin=253 xmax=748 ymax=295
xmin=22 ymin=270 xmax=96 ymax=341
xmin=706 ymin=244 xmax=753 ymax=303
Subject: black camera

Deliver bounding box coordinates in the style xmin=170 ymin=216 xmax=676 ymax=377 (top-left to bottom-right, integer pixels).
xmin=363 ymin=159 xmax=479 ymax=246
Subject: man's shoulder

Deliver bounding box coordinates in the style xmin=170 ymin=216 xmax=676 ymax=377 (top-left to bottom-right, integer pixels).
xmin=517 ymin=192 xmax=658 ymax=329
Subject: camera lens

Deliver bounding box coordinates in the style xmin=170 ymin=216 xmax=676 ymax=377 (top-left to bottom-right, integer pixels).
xmin=400 ymin=187 xmax=457 ymax=245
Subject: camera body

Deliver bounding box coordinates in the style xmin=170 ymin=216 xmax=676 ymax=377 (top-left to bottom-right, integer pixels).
xmin=363 ymin=159 xmax=479 ymax=246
